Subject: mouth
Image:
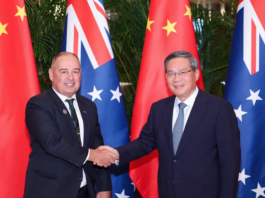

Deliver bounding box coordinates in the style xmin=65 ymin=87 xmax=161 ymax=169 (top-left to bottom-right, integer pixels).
xmin=65 ymin=83 xmax=75 ymax=87
xmin=174 ymin=84 xmax=185 ymax=89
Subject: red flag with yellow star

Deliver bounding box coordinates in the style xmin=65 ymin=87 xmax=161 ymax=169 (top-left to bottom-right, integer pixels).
xmin=129 ymin=0 xmax=204 ymax=197
xmin=0 ymin=1 xmax=40 ymax=197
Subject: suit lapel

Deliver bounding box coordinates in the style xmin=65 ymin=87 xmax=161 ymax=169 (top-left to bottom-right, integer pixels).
xmin=48 ymin=89 xmax=79 ymax=143
xmin=163 ymin=96 xmax=176 ymax=156
xmin=176 ymin=89 xmax=209 ymax=157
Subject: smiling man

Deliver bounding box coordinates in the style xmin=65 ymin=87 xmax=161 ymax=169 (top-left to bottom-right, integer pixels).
xmin=23 ymin=52 xmax=117 ymax=198
xmin=99 ymin=51 xmax=241 ymax=198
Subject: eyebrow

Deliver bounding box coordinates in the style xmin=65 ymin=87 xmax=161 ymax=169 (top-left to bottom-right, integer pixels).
xmin=167 ymin=69 xmax=189 ymax=72
xmin=59 ymin=68 xmax=80 ymax=71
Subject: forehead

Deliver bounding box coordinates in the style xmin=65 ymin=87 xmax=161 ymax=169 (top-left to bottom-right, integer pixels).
xmin=167 ymin=57 xmax=191 ymax=70
xmin=53 ymin=55 xmax=80 ymax=69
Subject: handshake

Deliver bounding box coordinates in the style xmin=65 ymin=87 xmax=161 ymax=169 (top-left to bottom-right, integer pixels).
xmin=88 ymin=146 xmax=119 ymax=167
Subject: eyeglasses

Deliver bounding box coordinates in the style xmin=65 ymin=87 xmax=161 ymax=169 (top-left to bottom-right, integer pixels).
xmin=166 ymin=70 xmax=192 ymax=78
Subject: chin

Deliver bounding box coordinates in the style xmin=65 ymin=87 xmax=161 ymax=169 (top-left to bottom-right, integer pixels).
xmin=172 ymin=89 xmax=185 ymax=95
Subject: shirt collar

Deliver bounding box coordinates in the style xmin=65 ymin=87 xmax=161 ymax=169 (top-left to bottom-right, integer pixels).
xmin=52 ymin=87 xmax=77 ymax=103
xmin=175 ymin=86 xmax=199 ymax=107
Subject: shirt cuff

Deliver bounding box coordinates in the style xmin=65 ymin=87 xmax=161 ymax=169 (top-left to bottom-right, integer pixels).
xmin=115 ymin=159 xmax=119 ymax=166
xmin=83 ymin=149 xmax=90 ymax=165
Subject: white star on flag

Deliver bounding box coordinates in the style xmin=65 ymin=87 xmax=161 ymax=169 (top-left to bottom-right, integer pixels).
xmin=246 ymin=89 xmax=262 ymax=105
xmin=115 ymin=189 xmax=130 ymax=198
xmin=234 ymin=105 xmax=247 ymax=122
xmin=131 ymin=182 xmax=136 ymax=192
xmin=88 ymin=86 xmax=103 ymax=101
xmin=110 ymin=86 xmax=122 ymax=103
xmin=252 ymin=183 xmax=265 ymax=198
xmin=238 ymin=168 xmax=251 ymax=185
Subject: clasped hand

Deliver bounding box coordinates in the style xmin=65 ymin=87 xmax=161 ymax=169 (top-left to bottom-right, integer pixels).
xmin=88 ymin=146 xmax=119 ymax=168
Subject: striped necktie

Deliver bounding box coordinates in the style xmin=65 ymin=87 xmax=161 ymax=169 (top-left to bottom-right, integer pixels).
xmin=65 ymin=99 xmax=81 ymax=145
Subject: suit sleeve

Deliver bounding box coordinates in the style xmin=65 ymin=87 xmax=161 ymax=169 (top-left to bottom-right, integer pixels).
xmin=116 ymin=104 xmax=157 ymax=166
xmin=91 ymin=103 xmax=112 ymax=191
xmin=216 ymin=102 xmax=241 ymax=198
xmin=26 ymin=97 xmax=88 ymax=168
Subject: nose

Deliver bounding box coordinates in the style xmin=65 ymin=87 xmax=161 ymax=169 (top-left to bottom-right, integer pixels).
xmin=173 ymin=73 xmax=181 ymax=81
xmin=68 ymin=72 xmax=74 ymax=80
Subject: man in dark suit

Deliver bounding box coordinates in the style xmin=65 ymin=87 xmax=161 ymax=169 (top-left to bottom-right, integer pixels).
xmin=99 ymin=51 xmax=241 ymax=198
xmin=24 ymin=52 xmax=117 ymax=198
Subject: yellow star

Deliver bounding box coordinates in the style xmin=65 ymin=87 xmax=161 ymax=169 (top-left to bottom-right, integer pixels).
xmin=162 ymin=20 xmax=177 ymax=36
xmin=184 ymin=5 xmax=192 ymax=20
xmin=146 ymin=17 xmax=154 ymax=31
xmin=14 ymin=6 xmax=27 ymax=21
xmin=0 ymin=22 xmax=8 ymax=36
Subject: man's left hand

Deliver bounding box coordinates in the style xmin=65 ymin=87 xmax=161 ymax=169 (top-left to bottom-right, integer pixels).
xmin=96 ymin=191 xmax=111 ymax=198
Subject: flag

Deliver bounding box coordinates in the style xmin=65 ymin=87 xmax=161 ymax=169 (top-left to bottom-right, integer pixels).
xmin=61 ymin=0 xmax=136 ymax=197
xmin=0 ymin=1 xmax=40 ymax=197
xmin=129 ymin=0 xmax=204 ymax=197
xmin=224 ymin=0 xmax=265 ymax=197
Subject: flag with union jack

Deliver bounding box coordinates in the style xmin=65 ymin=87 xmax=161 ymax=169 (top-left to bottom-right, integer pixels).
xmin=224 ymin=0 xmax=265 ymax=197
xmin=61 ymin=0 xmax=136 ymax=197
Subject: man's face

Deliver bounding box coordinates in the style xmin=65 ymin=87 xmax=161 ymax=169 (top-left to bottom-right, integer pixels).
xmin=49 ymin=55 xmax=81 ymax=98
xmin=166 ymin=57 xmax=199 ymax=101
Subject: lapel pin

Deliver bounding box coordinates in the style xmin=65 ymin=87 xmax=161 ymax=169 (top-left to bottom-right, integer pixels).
xmin=63 ymin=109 xmax=67 ymax=114
xmin=83 ymin=111 xmax=87 ymax=114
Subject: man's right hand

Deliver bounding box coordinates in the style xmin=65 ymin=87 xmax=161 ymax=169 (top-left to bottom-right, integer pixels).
xmin=88 ymin=147 xmax=119 ymax=167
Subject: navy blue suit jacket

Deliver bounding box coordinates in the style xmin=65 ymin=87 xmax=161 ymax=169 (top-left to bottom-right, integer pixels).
xmin=24 ymin=88 xmax=111 ymax=198
xmin=117 ymin=89 xmax=240 ymax=198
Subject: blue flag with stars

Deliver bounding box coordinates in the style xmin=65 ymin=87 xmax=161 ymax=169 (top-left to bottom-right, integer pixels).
xmin=61 ymin=0 xmax=136 ymax=197
xmin=224 ymin=0 xmax=265 ymax=197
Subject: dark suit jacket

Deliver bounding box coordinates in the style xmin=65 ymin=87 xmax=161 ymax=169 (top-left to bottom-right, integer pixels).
xmin=24 ymin=88 xmax=111 ymax=198
xmin=117 ymin=89 xmax=240 ymax=198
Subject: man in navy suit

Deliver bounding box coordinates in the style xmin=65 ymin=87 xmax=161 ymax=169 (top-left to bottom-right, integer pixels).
xmin=24 ymin=52 xmax=118 ymax=198
xmin=99 ymin=51 xmax=241 ymax=198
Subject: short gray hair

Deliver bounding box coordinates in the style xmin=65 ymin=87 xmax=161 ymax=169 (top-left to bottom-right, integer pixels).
xmin=164 ymin=51 xmax=198 ymax=72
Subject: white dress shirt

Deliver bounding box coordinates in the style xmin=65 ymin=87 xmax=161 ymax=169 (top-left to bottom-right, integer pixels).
xmin=52 ymin=87 xmax=88 ymax=188
xmin=172 ymin=87 xmax=199 ymax=131
xmin=115 ymin=87 xmax=200 ymax=166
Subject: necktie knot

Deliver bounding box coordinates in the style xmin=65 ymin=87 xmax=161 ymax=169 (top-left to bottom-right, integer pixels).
xmin=178 ymin=102 xmax=187 ymax=110
xmin=66 ymin=98 xmax=75 ymax=107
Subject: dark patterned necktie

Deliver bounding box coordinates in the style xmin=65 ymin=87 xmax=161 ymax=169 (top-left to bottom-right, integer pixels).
xmin=65 ymin=99 xmax=81 ymax=145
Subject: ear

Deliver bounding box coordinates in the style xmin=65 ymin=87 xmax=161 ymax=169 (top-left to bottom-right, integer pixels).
xmin=195 ymin=69 xmax=200 ymax=81
xmin=48 ymin=68 xmax=53 ymax=81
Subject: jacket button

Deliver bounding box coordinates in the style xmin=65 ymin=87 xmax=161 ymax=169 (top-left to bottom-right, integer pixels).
xmin=173 ymin=180 xmax=175 ymax=184
xmin=174 ymin=160 xmax=178 ymax=163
